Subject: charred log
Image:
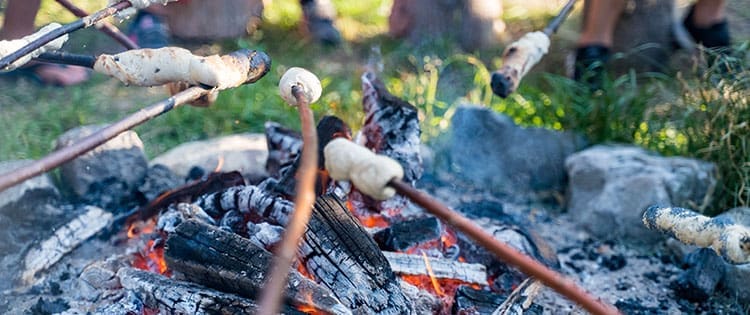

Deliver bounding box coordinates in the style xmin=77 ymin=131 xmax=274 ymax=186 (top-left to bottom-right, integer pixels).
xmin=373 ymin=216 xmax=442 ymax=251
xmin=163 ymin=219 xmax=350 ymax=314
xmin=360 ymin=72 xmax=422 ymax=183
xmin=452 ymin=285 xmax=508 ymax=315
xmin=193 ymin=184 xmax=294 ymax=224
xmin=135 ymin=171 xmax=245 ymax=221
xmin=21 ymin=205 xmax=112 ymax=285
xmin=300 ymin=194 xmax=414 ymax=314
xmin=347 ymin=72 xmax=422 ymax=222
xmin=382 ymin=251 xmax=488 ymax=285
xmin=272 ymin=115 xmax=352 ymax=197
xmin=117 ymin=267 xmax=305 ymax=315
xmin=264 ymin=121 xmax=301 ymax=178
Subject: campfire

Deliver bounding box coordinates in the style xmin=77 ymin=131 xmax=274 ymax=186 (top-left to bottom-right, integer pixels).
xmin=107 ymin=70 xmax=561 ymax=314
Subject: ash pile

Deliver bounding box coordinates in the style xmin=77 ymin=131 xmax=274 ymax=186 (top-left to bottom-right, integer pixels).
xmin=1 ymin=71 xmax=749 ymax=314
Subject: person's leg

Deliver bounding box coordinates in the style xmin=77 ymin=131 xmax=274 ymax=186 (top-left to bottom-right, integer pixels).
xmin=0 ymin=0 xmax=42 ymax=39
xmin=1 ymin=0 xmax=88 ymax=86
xmin=691 ymin=0 xmax=726 ymax=28
xmin=574 ymin=0 xmax=627 ymax=85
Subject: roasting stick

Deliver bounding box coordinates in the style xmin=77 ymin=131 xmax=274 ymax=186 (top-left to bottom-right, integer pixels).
xmin=323 ymin=139 xmax=621 ymax=315
xmin=490 ymin=0 xmax=578 ymax=98
xmin=0 ymin=1 xmax=132 ymax=70
xmin=258 ymin=68 xmax=323 ymax=315
xmin=55 ymin=0 xmax=139 ymax=50
xmin=0 ymin=49 xmax=271 ymax=194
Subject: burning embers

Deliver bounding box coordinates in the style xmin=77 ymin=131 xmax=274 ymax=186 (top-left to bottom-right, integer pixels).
xmin=117 ymin=71 xmax=556 ymax=314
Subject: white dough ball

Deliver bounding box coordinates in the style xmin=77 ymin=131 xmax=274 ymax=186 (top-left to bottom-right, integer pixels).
xmin=279 ymin=67 xmax=322 ymax=106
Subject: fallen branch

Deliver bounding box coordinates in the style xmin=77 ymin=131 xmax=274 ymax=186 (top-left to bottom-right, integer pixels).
xmin=643 ymin=205 xmax=750 ymax=264
xmin=258 ymin=68 xmax=322 ymax=315
xmin=0 ymin=49 xmax=271 ymax=193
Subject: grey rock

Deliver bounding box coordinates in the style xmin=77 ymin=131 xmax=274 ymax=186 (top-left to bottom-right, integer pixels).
xmin=673 ymin=248 xmax=725 ymax=302
xmin=56 ymin=125 xmax=148 ymax=209
xmin=151 ymin=133 xmax=267 ymax=180
xmin=448 ymin=105 xmax=585 ymax=196
xmin=723 ymin=262 xmax=750 ymax=305
xmin=565 ymin=145 xmax=716 ymax=242
xmin=719 ymin=207 xmax=750 ymax=305
xmin=137 ymin=164 xmax=182 ymax=201
xmin=0 ymin=160 xmax=60 ymax=211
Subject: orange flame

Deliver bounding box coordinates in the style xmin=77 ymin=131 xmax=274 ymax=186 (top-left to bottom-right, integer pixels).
xmin=128 ymin=219 xmax=170 ymax=276
xmin=421 ymin=251 xmax=444 ymax=296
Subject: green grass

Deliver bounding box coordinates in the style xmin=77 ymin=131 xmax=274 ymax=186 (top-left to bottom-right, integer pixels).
xmin=1 ymin=0 xmax=748 ymax=214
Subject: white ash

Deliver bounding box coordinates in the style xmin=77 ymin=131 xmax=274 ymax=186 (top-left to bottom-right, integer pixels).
xmin=156 ymin=203 xmax=215 ymax=233
xmin=0 ymin=23 xmax=67 ymax=71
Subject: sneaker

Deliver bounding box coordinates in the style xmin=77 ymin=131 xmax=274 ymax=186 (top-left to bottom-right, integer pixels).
xmin=682 ymin=4 xmax=734 ymax=71
xmin=127 ymin=11 xmax=170 ymax=49
xmin=301 ymin=0 xmax=342 ymax=46
xmin=574 ymin=45 xmax=611 ymax=90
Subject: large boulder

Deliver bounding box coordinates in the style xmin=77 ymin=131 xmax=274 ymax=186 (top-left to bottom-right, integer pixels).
xmin=56 ymin=125 xmax=148 ymax=210
xmin=565 ymin=145 xmax=716 ymax=242
xmin=150 ymin=133 xmax=267 ymax=182
xmin=448 ymin=105 xmax=585 ymax=196
xmin=0 ymin=160 xmax=59 ymax=211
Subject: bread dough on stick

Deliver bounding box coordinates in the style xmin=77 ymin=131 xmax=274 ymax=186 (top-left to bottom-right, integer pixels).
xmin=0 ymin=23 xmax=68 ymax=71
xmin=94 ymin=47 xmax=249 ymax=89
xmin=324 ymin=138 xmax=403 ymax=200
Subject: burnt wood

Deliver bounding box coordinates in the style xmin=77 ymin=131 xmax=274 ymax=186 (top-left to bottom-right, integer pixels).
xmin=452 ymin=285 xmax=508 ymax=315
xmin=299 ymin=194 xmax=414 ymax=314
xmin=21 ymin=206 xmax=112 ymax=285
xmin=382 ymin=251 xmax=488 ymax=285
xmin=373 ymin=216 xmax=442 ymax=251
xmin=193 ymin=184 xmax=294 ymax=225
xmin=117 ymin=267 xmax=305 ymax=315
xmin=164 ymin=219 xmax=351 ymax=315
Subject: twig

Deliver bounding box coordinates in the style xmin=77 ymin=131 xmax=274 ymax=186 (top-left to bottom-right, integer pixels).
xmin=0 ymin=1 xmax=132 ymax=70
xmin=387 ymin=179 xmax=622 ymax=315
xmin=55 ymin=0 xmax=139 ymax=50
xmin=258 ymin=85 xmax=319 ymax=315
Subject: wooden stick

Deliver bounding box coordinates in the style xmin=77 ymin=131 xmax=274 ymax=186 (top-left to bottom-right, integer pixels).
xmin=34 ymin=51 xmax=97 ymax=68
xmin=55 ymin=0 xmax=139 ymax=50
xmin=258 ymin=85 xmax=319 ymax=315
xmin=0 ymin=1 xmax=132 ymax=70
xmin=0 ymin=86 xmax=207 ymax=193
xmin=387 ymin=179 xmax=622 ymax=315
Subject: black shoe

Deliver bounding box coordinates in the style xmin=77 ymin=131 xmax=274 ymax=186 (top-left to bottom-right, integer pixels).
xmin=127 ymin=11 xmax=170 ymax=49
xmin=683 ymin=5 xmax=735 ymax=71
xmin=574 ymin=45 xmax=610 ymax=90
xmin=301 ymin=0 xmax=342 ymax=46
